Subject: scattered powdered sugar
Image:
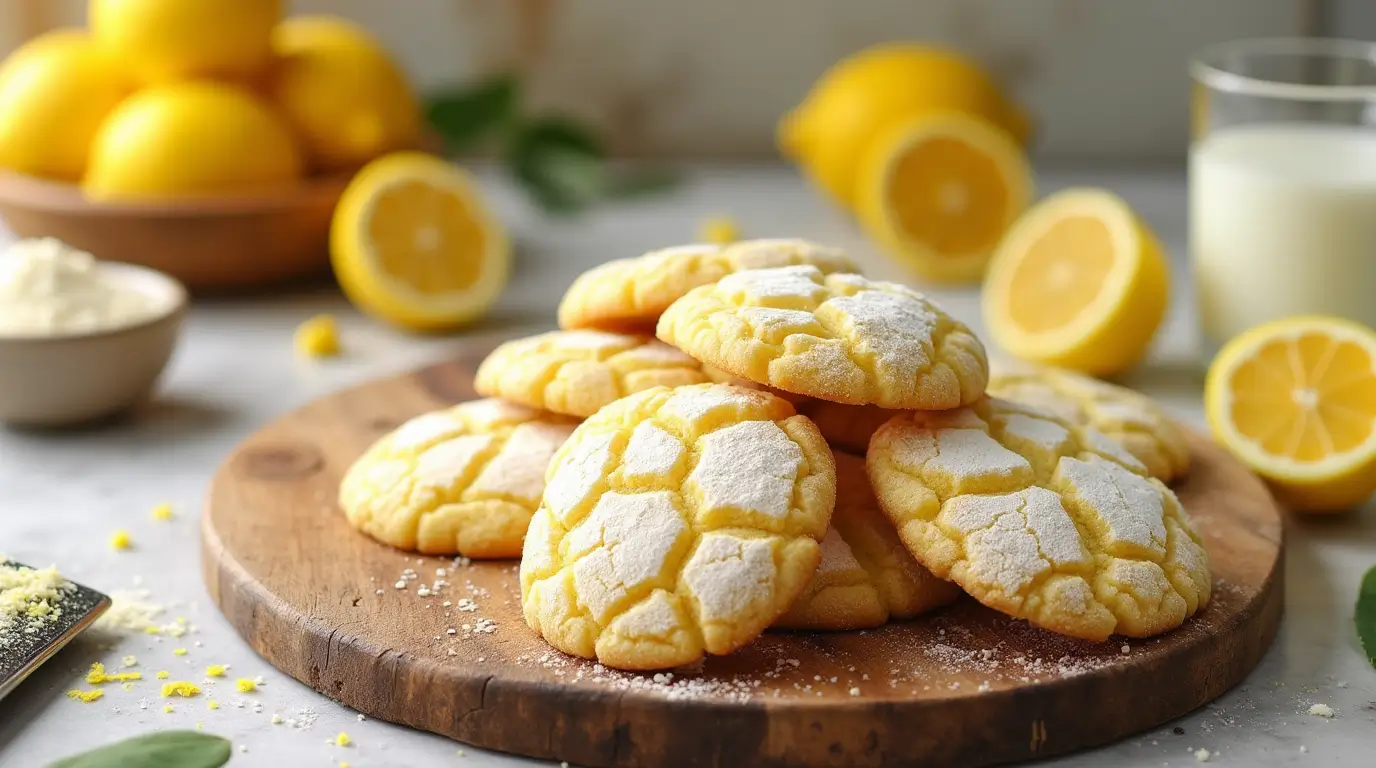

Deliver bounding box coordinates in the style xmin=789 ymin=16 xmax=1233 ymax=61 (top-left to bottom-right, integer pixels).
xmin=470 ymin=422 xmax=573 ymax=500
xmin=812 ymin=528 xmax=862 ymax=578
xmin=412 ymin=434 xmax=492 ymax=492
xmin=681 ymin=534 xmax=776 ymax=623
xmin=555 ymin=329 xmax=635 ymax=353
xmin=717 ymin=265 xmax=827 ymax=303
xmin=1000 ymin=413 xmax=1071 ymax=453
xmin=925 ymin=429 xmax=1029 ymax=492
xmin=1059 ymin=456 xmax=1166 ymax=556
xmin=389 ymin=412 xmax=463 ymax=452
xmin=620 ymin=422 xmax=686 ymax=482
xmin=544 ymin=431 xmax=617 ymax=521
xmin=687 ymin=420 xmax=801 ymax=521
xmin=455 ymin=397 xmax=541 ymax=429
xmin=567 ymin=491 xmax=687 ymax=622
xmin=662 ymin=384 xmax=760 ymax=426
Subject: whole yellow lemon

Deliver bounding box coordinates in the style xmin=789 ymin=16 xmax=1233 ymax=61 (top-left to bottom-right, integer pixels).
xmin=268 ymin=15 xmax=420 ymax=172
xmin=779 ymin=43 xmax=1030 ymax=209
xmin=0 ymin=30 xmax=131 ymax=181
xmin=84 ymin=81 xmax=303 ymax=199
xmin=89 ymin=0 xmax=281 ymax=83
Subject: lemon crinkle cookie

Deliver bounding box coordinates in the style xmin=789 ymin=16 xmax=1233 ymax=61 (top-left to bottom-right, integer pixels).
xmin=339 ymin=398 xmax=578 ymax=557
xmin=475 ymin=329 xmax=709 ymax=418
xmin=657 ymin=265 xmax=988 ymax=409
xmin=520 ymin=383 xmax=836 ymax=670
xmin=796 ymin=402 xmax=895 ymax=454
xmin=775 ymin=452 xmax=960 ymax=631
xmin=987 ymin=362 xmax=1190 ymax=482
xmin=866 ymin=397 xmax=1210 ymax=641
xmin=558 ymin=238 xmax=858 ymax=332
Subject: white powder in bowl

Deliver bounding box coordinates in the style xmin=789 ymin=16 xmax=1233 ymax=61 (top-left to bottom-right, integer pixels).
xmin=0 ymin=238 xmax=158 ymax=336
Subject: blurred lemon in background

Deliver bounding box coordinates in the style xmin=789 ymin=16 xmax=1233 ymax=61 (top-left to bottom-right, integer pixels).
xmin=331 ymin=152 xmax=509 ymax=332
xmin=778 ymin=43 xmax=1030 ymax=210
xmin=89 ymin=0 xmax=280 ymax=84
xmin=1206 ymin=316 xmax=1376 ymax=512
xmin=855 ymin=112 xmax=1032 ymax=284
xmin=0 ymin=30 xmax=130 ymax=181
xmin=982 ymin=188 xmax=1168 ymax=376
xmin=268 ymin=15 xmax=421 ymax=172
xmin=84 ymin=81 xmax=302 ymax=198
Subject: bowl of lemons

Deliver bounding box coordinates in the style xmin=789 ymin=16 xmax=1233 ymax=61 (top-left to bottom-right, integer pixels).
xmin=0 ymin=1 xmax=432 ymax=292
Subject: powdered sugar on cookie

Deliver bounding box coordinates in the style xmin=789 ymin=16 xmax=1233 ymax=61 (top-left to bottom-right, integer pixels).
xmin=520 ymin=384 xmax=834 ymax=670
xmin=867 ymin=397 xmax=1210 ymax=641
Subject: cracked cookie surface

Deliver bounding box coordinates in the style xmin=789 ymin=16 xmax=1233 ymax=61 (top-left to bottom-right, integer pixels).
xmin=340 ymin=398 xmax=579 ymax=557
xmin=657 ymin=265 xmax=988 ymax=409
xmin=558 ymin=238 xmax=857 ymax=332
xmin=866 ymin=397 xmax=1210 ymax=641
xmin=520 ymin=383 xmax=835 ymax=670
xmin=987 ymin=362 xmax=1190 ymax=482
xmin=475 ymin=330 xmax=709 ymax=418
xmin=775 ymin=452 xmax=960 ymax=631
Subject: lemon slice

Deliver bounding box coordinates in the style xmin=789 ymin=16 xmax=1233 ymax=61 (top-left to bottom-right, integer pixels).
xmin=982 ymin=187 xmax=1168 ymax=375
xmin=1205 ymin=316 xmax=1376 ymax=512
xmin=855 ymin=112 xmax=1032 ymax=284
xmin=331 ymin=151 xmax=509 ymax=332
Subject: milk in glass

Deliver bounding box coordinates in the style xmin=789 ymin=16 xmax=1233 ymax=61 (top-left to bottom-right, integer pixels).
xmin=1190 ymin=123 xmax=1376 ymax=347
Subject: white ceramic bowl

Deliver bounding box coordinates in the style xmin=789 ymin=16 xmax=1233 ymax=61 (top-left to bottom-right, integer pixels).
xmin=0 ymin=262 xmax=187 ymax=427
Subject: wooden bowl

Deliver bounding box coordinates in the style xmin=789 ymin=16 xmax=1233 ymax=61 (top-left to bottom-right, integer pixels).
xmin=0 ymin=171 xmax=350 ymax=293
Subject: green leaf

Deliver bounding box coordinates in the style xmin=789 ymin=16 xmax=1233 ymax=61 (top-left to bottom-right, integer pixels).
xmin=425 ymin=75 xmax=521 ymax=154
xmin=1358 ymin=563 xmax=1376 ymax=667
xmin=602 ymin=166 xmax=681 ymax=200
xmin=48 ymin=731 xmax=232 ymax=768
xmin=505 ymin=116 xmax=608 ymax=214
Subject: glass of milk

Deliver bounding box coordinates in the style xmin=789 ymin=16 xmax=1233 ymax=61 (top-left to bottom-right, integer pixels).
xmin=1190 ymin=38 xmax=1376 ymax=354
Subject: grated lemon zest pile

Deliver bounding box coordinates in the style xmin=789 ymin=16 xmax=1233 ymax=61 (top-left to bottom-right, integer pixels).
xmin=161 ymin=681 xmax=201 ymax=698
xmin=150 ymin=503 xmax=174 ymax=521
xmin=109 ymin=530 xmax=132 ymax=550
xmin=205 ymin=664 xmax=226 ymax=677
xmin=235 ymin=678 xmax=257 ymax=693
xmin=66 ymin=689 xmax=104 ymax=703
xmin=86 ymin=662 xmax=141 ymax=684
xmin=0 ymin=558 xmax=73 ymax=644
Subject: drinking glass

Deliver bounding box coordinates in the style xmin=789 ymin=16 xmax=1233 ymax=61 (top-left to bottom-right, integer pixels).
xmin=1190 ymin=38 xmax=1376 ymax=354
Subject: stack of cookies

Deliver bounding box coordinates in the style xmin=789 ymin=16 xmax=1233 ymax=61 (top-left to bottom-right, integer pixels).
xmin=339 ymin=239 xmax=1212 ymax=672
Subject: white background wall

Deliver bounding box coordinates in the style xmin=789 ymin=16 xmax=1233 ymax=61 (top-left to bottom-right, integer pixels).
xmin=0 ymin=0 xmax=1326 ymax=160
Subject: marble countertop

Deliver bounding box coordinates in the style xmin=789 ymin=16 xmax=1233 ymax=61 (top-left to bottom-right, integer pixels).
xmin=0 ymin=165 xmax=1371 ymax=767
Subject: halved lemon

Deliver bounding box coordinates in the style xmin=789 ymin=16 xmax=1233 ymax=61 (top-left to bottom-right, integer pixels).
xmin=331 ymin=152 xmax=509 ymax=332
xmin=854 ymin=111 xmax=1032 ymax=284
xmin=982 ymin=187 xmax=1168 ymax=375
xmin=1205 ymin=316 xmax=1376 ymax=512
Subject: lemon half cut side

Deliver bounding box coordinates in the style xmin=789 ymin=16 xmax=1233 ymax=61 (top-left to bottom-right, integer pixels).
xmin=331 ymin=152 xmax=509 ymax=332
xmin=982 ymin=187 xmax=1169 ymax=376
xmin=856 ymin=111 xmax=1032 ymax=284
xmin=1206 ymin=315 xmax=1376 ymax=512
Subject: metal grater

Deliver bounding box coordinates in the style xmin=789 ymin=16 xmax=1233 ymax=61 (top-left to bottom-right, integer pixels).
xmin=0 ymin=560 xmax=109 ymax=702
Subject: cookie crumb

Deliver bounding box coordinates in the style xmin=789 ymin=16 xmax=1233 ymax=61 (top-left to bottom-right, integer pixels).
xmin=1308 ymin=703 xmax=1335 ymax=718
xmin=848 ymin=687 xmax=860 ymax=696
xmin=1194 ymin=748 xmax=1211 ymax=762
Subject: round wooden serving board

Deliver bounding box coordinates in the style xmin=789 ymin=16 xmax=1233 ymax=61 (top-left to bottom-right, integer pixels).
xmin=203 ymin=354 xmax=1284 ymax=768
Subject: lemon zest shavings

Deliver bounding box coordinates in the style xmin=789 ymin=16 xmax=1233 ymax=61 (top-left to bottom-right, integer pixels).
xmin=161 ymin=681 xmax=201 ymax=697
xmin=66 ymin=689 xmax=104 ymax=703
